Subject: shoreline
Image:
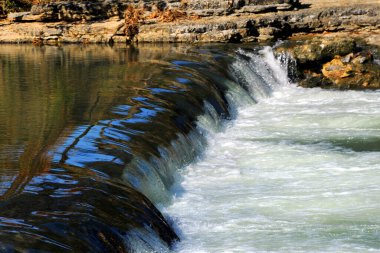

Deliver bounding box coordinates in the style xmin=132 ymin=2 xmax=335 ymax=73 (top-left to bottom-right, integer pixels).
xmin=0 ymin=1 xmax=379 ymax=45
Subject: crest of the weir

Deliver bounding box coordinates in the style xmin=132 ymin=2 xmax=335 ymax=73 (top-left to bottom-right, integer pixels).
xmin=0 ymin=44 xmax=242 ymax=252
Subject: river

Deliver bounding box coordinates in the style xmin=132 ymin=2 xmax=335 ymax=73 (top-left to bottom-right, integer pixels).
xmin=167 ymin=47 xmax=380 ymax=253
xmin=0 ymin=44 xmax=379 ymax=252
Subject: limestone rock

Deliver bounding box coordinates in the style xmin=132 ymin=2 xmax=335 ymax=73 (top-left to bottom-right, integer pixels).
xmin=298 ymin=75 xmax=333 ymax=88
xmin=258 ymin=27 xmax=281 ymax=41
xmin=16 ymin=0 xmax=301 ymax=24
xmin=0 ymin=0 xmax=378 ymax=45
xmin=276 ymin=37 xmax=357 ymax=65
xmin=238 ymin=5 xmax=277 ymax=14
xmin=320 ymin=53 xmax=380 ymax=89
xmin=29 ymin=0 xmax=127 ymax=22
xmin=7 ymin=12 xmax=30 ymax=21
xmin=322 ymin=58 xmax=353 ymax=79
xmin=188 ymin=8 xmax=227 ymax=17
xmin=276 ymin=35 xmax=380 ymax=90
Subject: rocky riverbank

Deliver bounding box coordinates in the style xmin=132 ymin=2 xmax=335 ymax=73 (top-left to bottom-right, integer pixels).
xmin=0 ymin=0 xmax=379 ymax=89
xmin=275 ymin=35 xmax=380 ymax=89
xmin=0 ymin=0 xmax=379 ymax=44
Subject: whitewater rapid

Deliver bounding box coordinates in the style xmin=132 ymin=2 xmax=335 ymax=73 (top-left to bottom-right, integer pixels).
xmin=166 ymin=48 xmax=380 ymax=252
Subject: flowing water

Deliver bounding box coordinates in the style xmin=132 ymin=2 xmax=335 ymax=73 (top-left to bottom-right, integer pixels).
xmin=167 ymin=47 xmax=380 ymax=253
xmin=0 ymin=43 xmax=379 ymax=252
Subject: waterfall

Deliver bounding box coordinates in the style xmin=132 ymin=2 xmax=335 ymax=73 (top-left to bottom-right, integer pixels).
xmin=229 ymin=47 xmax=291 ymax=103
xmin=167 ymin=47 xmax=380 ymax=253
xmin=1 ymin=44 xmax=379 ymax=253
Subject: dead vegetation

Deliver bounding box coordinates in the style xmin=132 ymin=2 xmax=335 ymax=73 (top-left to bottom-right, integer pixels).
xmin=147 ymin=4 xmax=199 ymax=23
xmin=148 ymin=8 xmax=187 ymax=22
xmin=124 ymin=5 xmax=144 ymax=40
xmin=123 ymin=3 xmax=198 ymax=41
xmin=158 ymin=9 xmax=187 ymax=22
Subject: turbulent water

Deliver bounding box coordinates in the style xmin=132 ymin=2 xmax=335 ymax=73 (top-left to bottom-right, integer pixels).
xmin=167 ymin=47 xmax=380 ymax=252
xmin=0 ymin=44 xmax=379 ymax=252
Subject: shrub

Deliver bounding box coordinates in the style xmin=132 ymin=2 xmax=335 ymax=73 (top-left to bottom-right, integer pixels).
xmin=159 ymin=9 xmax=186 ymax=22
xmin=124 ymin=5 xmax=144 ymax=40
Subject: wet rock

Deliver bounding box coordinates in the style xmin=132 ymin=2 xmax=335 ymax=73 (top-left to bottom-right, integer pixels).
xmin=320 ymin=52 xmax=380 ymax=89
xmin=322 ymin=57 xmax=354 ymax=79
xmin=276 ymin=36 xmax=380 ymax=90
xmin=276 ymin=37 xmax=357 ymax=65
xmin=298 ymin=74 xmax=333 ymax=88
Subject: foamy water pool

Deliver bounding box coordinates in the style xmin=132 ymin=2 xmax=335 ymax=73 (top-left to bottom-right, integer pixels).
xmin=167 ymin=48 xmax=380 ymax=253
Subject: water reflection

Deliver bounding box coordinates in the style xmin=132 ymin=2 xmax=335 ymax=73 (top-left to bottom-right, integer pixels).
xmin=0 ymin=44 xmax=188 ymax=197
xmin=0 ymin=43 xmax=236 ymax=251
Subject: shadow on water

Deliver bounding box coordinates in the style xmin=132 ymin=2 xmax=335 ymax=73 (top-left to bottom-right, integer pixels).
xmin=0 ymin=44 xmax=239 ymax=251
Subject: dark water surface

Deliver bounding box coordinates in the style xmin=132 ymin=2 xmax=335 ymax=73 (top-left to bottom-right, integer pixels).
xmin=0 ymin=44 xmax=238 ymax=252
xmin=1 ymin=43 xmax=380 ymax=253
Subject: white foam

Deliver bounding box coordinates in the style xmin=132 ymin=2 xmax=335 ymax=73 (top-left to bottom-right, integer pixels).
xmin=167 ymin=48 xmax=380 ymax=253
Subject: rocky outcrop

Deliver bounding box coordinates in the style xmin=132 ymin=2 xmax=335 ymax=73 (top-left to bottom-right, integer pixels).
xmin=319 ymin=53 xmax=380 ymax=89
xmin=275 ymin=36 xmax=380 ymax=90
xmin=0 ymin=0 xmax=379 ymax=44
xmin=138 ymin=5 xmax=379 ymax=43
xmin=0 ymin=18 xmax=126 ymax=44
xmin=276 ymin=37 xmax=357 ymax=64
xmin=4 ymin=0 xmax=300 ymax=22
xmin=30 ymin=1 xmax=125 ymax=21
xmin=0 ymin=0 xmax=301 ymax=43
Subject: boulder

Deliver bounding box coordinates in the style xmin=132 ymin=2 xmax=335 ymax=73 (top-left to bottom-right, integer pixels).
xmin=320 ymin=52 xmax=380 ymax=89
xmin=298 ymin=74 xmax=333 ymax=88
xmin=298 ymin=52 xmax=380 ymax=90
xmin=276 ymin=37 xmax=357 ymax=65
xmin=276 ymin=36 xmax=380 ymax=90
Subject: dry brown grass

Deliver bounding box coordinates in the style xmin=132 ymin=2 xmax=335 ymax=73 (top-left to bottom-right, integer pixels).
xmin=148 ymin=8 xmax=198 ymax=23
xmin=124 ymin=5 xmax=144 ymax=39
xmin=159 ymin=9 xmax=187 ymax=22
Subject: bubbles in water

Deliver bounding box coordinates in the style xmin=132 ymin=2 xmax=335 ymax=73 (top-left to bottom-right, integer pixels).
xmin=168 ymin=48 xmax=380 ymax=253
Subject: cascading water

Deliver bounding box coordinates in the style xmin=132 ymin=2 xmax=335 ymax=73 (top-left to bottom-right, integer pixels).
xmin=167 ymin=47 xmax=380 ymax=252
xmin=0 ymin=44 xmax=236 ymax=252
xmin=0 ymin=44 xmax=379 ymax=252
